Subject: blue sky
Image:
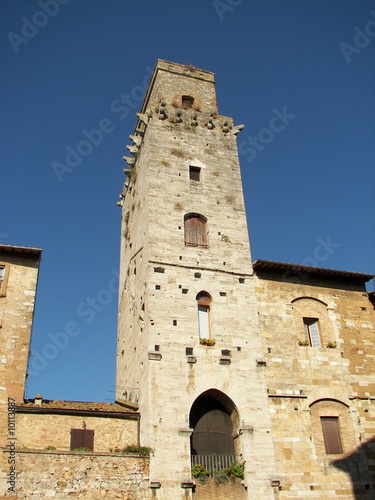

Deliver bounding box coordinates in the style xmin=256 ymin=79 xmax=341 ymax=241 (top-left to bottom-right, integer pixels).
xmin=1 ymin=0 xmax=374 ymax=402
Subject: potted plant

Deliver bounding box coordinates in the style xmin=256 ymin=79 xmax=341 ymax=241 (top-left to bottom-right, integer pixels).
xmin=298 ymin=339 xmax=310 ymax=346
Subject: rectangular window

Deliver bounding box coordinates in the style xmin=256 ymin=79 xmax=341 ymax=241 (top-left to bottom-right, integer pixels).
xmin=189 ymin=166 xmax=201 ymax=182
xmin=304 ymin=318 xmax=320 ymax=347
xmin=70 ymin=429 xmax=94 ymax=451
xmin=321 ymin=417 xmax=343 ymax=454
xmin=198 ymin=304 xmax=210 ymax=339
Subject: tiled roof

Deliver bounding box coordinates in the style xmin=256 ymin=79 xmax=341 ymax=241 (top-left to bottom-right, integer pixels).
xmin=17 ymin=399 xmax=139 ymax=415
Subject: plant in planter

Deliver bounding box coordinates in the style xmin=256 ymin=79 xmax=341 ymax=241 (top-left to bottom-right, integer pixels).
xmin=223 ymin=460 xmax=246 ymax=480
xmin=326 ymin=341 xmax=337 ymax=349
xmin=298 ymin=339 xmax=310 ymax=346
xmin=200 ymin=338 xmax=216 ymax=346
xmin=192 ymin=464 xmax=211 ymax=482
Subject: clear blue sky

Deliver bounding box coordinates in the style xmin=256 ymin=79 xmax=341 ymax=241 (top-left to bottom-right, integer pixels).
xmin=1 ymin=0 xmax=374 ymax=402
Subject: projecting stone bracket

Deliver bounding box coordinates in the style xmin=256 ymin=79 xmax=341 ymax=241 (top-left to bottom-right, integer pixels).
xmin=219 ymin=356 xmax=231 ymax=365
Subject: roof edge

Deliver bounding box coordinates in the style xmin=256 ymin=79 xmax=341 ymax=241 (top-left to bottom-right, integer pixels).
xmin=253 ymin=259 xmax=374 ymax=283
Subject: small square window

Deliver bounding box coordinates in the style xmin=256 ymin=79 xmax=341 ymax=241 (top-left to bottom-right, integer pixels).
xmin=189 ymin=166 xmax=201 ymax=182
xmin=182 ymin=95 xmax=194 ymax=109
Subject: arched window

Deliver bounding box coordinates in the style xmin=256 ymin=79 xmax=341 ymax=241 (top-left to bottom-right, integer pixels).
xmin=184 ymin=213 xmax=207 ymax=247
xmin=197 ymin=292 xmax=211 ymax=339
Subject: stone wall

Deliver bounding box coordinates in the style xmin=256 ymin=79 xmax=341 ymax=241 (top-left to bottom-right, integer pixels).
xmin=254 ymin=269 xmax=375 ymax=498
xmin=193 ymin=478 xmax=247 ymax=500
xmin=15 ymin=412 xmax=138 ymax=453
xmin=7 ymin=449 xmax=150 ymax=499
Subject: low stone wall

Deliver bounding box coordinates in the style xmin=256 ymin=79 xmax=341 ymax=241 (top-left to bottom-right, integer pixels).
xmin=2 ymin=449 xmax=150 ymax=499
xmin=193 ymin=478 xmax=247 ymax=500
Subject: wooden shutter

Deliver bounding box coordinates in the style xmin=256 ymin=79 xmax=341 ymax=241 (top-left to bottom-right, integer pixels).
xmin=70 ymin=429 xmax=94 ymax=451
xmin=192 ymin=409 xmax=235 ymax=455
xmin=321 ymin=417 xmax=343 ymax=454
xmin=185 ymin=217 xmax=207 ymax=247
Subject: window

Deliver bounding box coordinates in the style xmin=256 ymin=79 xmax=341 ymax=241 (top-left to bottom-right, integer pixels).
xmin=320 ymin=417 xmax=343 ymax=454
xmin=0 ymin=266 xmax=5 ymax=292
xmin=197 ymin=292 xmax=211 ymax=339
xmin=182 ymin=95 xmax=194 ymax=109
xmin=0 ymin=264 xmax=8 ymax=296
xmin=189 ymin=166 xmax=201 ymax=182
xmin=184 ymin=214 xmax=207 ymax=247
xmin=70 ymin=429 xmax=94 ymax=451
xmin=304 ymin=318 xmax=320 ymax=347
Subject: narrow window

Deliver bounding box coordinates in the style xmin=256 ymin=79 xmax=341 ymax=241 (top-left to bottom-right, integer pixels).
xmin=0 ymin=266 xmax=5 ymax=292
xmin=320 ymin=417 xmax=343 ymax=454
xmin=184 ymin=214 xmax=207 ymax=247
xmin=70 ymin=429 xmax=94 ymax=451
xmin=304 ymin=318 xmax=320 ymax=347
xmin=189 ymin=166 xmax=201 ymax=182
xmin=0 ymin=265 xmax=8 ymax=296
xmin=182 ymin=95 xmax=194 ymax=109
xmin=197 ymin=292 xmax=212 ymax=339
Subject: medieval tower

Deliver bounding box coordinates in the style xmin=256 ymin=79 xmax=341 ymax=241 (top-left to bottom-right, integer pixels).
xmin=116 ymin=60 xmax=278 ymax=498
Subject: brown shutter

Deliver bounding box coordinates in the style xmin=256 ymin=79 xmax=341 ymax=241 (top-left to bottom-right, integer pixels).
xmin=321 ymin=417 xmax=343 ymax=454
xmin=185 ymin=217 xmax=207 ymax=247
xmin=70 ymin=429 xmax=94 ymax=451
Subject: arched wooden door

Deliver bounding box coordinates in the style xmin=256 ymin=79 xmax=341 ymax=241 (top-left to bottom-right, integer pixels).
xmin=191 ymin=408 xmax=235 ymax=455
xmin=190 ymin=392 xmax=236 ymax=470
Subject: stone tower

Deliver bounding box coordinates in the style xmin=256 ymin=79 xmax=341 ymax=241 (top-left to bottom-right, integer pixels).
xmin=116 ymin=60 xmax=277 ymax=498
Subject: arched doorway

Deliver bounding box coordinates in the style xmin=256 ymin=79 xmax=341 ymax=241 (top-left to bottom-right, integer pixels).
xmin=190 ymin=389 xmax=238 ymax=470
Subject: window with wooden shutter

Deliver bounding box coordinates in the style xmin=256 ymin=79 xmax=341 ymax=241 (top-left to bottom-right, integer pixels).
xmin=320 ymin=417 xmax=343 ymax=454
xmin=70 ymin=429 xmax=94 ymax=451
xmin=184 ymin=214 xmax=207 ymax=247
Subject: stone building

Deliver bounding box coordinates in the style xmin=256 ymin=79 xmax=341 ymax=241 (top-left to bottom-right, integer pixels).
xmin=116 ymin=60 xmax=375 ymax=499
xmin=0 ymin=61 xmax=374 ymax=499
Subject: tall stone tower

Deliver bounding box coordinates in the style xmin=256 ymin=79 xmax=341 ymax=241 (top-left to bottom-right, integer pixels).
xmin=116 ymin=60 xmax=277 ymax=498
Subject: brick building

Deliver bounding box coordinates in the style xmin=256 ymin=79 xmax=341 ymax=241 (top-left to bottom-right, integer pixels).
xmin=0 ymin=61 xmax=374 ymax=499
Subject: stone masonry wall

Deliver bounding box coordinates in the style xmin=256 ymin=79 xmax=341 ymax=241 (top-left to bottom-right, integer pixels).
xmin=7 ymin=450 xmax=150 ymax=499
xmin=15 ymin=412 xmax=138 ymax=453
xmin=255 ymin=272 xmax=375 ymax=499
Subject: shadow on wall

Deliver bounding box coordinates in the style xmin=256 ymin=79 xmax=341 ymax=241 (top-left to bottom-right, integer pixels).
xmin=333 ymin=436 xmax=375 ymax=499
